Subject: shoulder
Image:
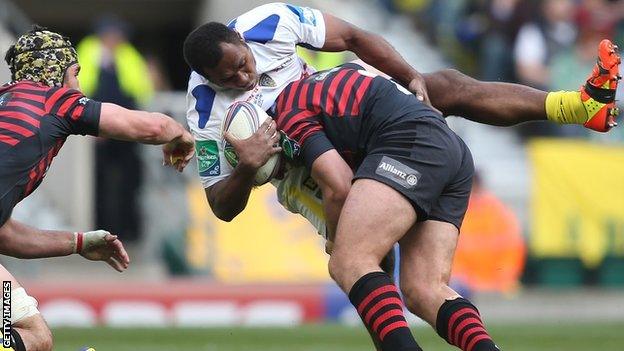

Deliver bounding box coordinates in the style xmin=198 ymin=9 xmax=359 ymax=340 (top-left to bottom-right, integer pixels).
xmin=231 ymin=3 xmax=294 ymax=30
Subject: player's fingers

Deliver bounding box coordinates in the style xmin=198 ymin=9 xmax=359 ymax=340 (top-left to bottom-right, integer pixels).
xmin=114 ymin=250 xmax=130 ymax=269
xmin=223 ymin=131 xmax=239 ymax=145
xmin=106 ymin=257 xmax=124 ymax=272
xmin=104 ymin=233 xmax=118 ymax=242
xmin=112 ymin=240 xmax=130 ymax=265
xmin=259 ymin=117 xmax=272 ymax=131
xmin=162 ymin=148 xmax=174 ymax=166
xmin=271 ymin=146 xmax=282 ymax=154
xmin=184 ymin=148 xmax=196 ymax=161
xmin=269 ymin=129 xmax=280 ymax=142
xmin=265 ymin=119 xmax=277 ymax=135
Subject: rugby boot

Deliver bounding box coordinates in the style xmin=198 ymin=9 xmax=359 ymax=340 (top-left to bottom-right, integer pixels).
xmin=582 ymin=39 xmax=621 ymax=132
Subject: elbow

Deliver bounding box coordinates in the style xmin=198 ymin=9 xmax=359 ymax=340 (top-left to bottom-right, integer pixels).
xmin=210 ymin=203 xmax=239 ymax=223
xmin=215 ymin=211 xmax=236 ymax=222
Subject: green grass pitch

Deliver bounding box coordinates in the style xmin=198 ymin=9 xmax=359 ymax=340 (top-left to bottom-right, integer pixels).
xmin=53 ymin=322 xmax=624 ymax=351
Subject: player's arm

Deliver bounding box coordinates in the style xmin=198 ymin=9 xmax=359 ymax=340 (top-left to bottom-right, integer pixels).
xmin=98 ymin=103 xmax=195 ymax=171
xmin=0 ymin=218 xmax=130 ymax=272
xmin=206 ymin=118 xmax=281 ymax=221
xmin=310 ymin=149 xmax=353 ymax=241
xmin=321 ymin=13 xmax=429 ymax=103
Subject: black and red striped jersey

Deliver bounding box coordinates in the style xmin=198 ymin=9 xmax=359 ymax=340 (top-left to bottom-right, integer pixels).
xmin=272 ymin=63 xmax=436 ymax=169
xmin=0 ymin=80 xmax=101 ymax=226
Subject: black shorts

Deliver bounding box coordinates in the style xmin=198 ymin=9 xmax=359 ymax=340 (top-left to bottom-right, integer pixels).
xmin=353 ymin=115 xmax=474 ymax=229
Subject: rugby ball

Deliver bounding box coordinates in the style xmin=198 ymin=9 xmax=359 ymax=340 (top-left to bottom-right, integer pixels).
xmin=222 ymin=101 xmax=282 ymax=186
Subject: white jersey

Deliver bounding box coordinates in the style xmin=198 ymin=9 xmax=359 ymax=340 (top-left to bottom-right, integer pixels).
xmin=186 ymin=3 xmax=327 ymax=235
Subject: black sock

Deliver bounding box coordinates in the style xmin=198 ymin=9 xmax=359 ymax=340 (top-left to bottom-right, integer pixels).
xmin=349 ymin=271 xmax=422 ymax=351
xmin=436 ymin=297 xmax=499 ymax=351
xmin=10 ymin=328 xmax=26 ymax=351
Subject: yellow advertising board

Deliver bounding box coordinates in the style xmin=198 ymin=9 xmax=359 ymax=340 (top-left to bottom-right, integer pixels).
xmin=185 ymin=183 xmax=330 ymax=282
xmin=529 ymin=139 xmax=624 ymax=267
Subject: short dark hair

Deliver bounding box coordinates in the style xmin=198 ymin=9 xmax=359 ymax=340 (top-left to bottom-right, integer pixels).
xmin=183 ymin=22 xmax=241 ymax=75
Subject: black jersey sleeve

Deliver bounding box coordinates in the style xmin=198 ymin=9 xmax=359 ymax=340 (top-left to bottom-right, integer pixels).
xmin=301 ymin=131 xmax=335 ymax=169
xmin=45 ymin=87 xmax=101 ymax=136
xmin=277 ymin=108 xmax=336 ymax=168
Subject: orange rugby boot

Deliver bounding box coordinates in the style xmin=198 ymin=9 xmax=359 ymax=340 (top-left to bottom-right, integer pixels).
xmin=582 ymin=39 xmax=621 ymax=132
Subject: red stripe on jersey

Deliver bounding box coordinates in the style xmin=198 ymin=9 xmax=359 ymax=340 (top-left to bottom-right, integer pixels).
xmin=57 ymin=95 xmax=78 ymax=117
xmin=0 ymin=111 xmax=40 ymax=128
xmin=298 ymin=82 xmax=310 ymax=110
xmin=13 ymin=92 xmax=46 ymax=103
xmin=311 ymin=80 xmax=323 ymax=108
xmin=298 ymin=126 xmax=323 ymax=145
xmin=25 ymin=169 xmax=37 ymax=194
xmin=72 ymin=105 xmax=85 ymax=120
xmin=276 ymin=89 xmax=287 ymax=113
xmin=45 ymin=88 xmax=67 ymax=112
xmin=337 ymin=72 xmax=360 ymax=115
xmin=284 ymin=80 xmax=303 ymax=113
xmin=0 ymin=133 xmax=18 ymax=146
xmin=350 ymin=76 xmax=373 ymax=115
xmin=281 ymin=109 xmax=318 ymax=137
xmin=19 ymin=81 xmax=48 ymax=90
xmin=325 ymin=69 xmax=350 ymax=116
xmin=0 ymin=121 xmax=34 ymax=137
xmin=7 ymin=100 xmax=45 ymax=114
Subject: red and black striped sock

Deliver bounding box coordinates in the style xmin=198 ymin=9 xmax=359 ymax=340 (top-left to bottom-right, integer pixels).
xmin=436 ymin=298 xmax=499 ymax=351
xmin=348 ymin=271 xmax=422 ymax=351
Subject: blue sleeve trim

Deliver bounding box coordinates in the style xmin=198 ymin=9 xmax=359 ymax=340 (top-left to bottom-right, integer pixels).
xmin=191 ymin=84 xmax=216 ymax=129
xmin=242 ymin=14 xmax=280 ymax=44
xmin=286 ymin=4 xmax=317 ymax=25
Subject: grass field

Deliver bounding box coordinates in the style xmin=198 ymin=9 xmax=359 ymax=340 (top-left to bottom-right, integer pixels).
xmin=52 ymin=322 xmax=624 ymax=351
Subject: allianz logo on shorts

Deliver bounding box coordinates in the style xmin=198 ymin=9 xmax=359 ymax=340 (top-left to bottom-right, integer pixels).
xmin=375 ymin=156 xmax=421 ymax=189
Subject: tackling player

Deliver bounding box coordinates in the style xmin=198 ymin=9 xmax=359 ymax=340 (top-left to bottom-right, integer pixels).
xmin=273 ymin=62 xmax=490 ymax=351
xmin=0 ymin=26 xmax=195 ymax=351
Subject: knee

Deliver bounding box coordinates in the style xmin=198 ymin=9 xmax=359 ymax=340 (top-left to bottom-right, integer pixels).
xmin=400 ymin=284 xmax=430 ymax=315
xmin=35 ymin=328 xmax=54 ymax=351
xmin=437 ymin=69 xmax=471 ymax=85
xmin=328 ymin=254 xmax=349 ymax=284
xmin=426 ymin=69 xmax=474 ymax=112
xmin=16 ymin=316 xmax=53 ymax=351
xmin=328 ymin=253 xmax=374 ymax=291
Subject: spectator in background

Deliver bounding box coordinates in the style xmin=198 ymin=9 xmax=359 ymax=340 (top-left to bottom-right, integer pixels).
xmin=77 ymin=15 xmax=154 ymax=241
xmin=513 ymin=0 xmax=577 ymax=137
xmin=452 ymin=172 xmax=526 ymax=294
xmin=476 ymin=0 xmax=528 ymax=82
xmin=514 ymin=0 xmax=577 ymax=90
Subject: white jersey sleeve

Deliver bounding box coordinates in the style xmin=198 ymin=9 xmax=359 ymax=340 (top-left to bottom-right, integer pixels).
xmin=186 ymin=72 xmax=251 ymax=188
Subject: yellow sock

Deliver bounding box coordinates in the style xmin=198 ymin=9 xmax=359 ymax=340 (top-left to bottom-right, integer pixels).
xmin=545 ymin=91 xmax=589 ymax=125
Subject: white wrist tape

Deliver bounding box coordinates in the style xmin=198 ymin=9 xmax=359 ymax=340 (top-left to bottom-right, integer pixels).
xmin=10 ymin=287 xmax=39 ymax=324
xmin=74 ymin=230 xmax=109 ymax=254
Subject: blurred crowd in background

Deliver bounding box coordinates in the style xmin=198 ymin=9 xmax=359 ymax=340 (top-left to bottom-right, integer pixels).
xmin=379 ymin=0 xmax=624 ymax=139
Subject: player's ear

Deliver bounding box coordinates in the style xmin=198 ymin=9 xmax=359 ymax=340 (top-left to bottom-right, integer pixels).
xmin=235 ymin=30 xmax=244 ymax=44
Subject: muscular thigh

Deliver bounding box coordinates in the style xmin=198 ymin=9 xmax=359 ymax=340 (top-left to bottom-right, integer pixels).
xmin=399 ymin=220 xmax=459 ymax=289
xmin=331 ymin=179 xmax=417 ymax=288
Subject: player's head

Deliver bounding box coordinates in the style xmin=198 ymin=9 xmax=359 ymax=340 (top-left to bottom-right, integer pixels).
xmin=183 ymin=22 xmax=258 ymax=91
xmin=4 ymin=25 xmax=80 ymax=89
